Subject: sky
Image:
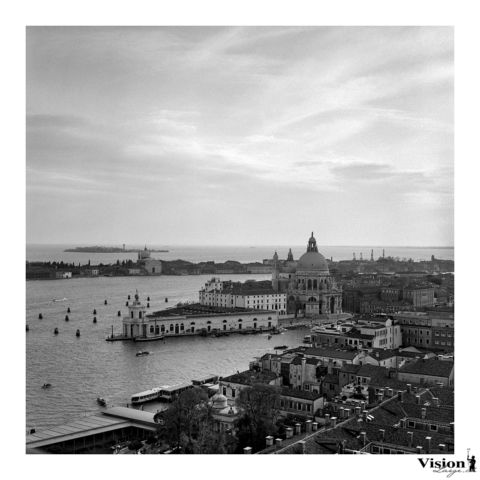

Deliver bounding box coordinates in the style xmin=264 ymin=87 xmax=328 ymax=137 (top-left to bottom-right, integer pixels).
xmin=26 ymin=26 xmax=454 ymax=247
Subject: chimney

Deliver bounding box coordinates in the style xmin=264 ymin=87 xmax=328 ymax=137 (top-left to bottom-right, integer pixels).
xmin=360 ymin=431 xmax=367 ymax=446
xmin=413 ymin=386 xmax=418 ymax=393
xmin=286 ymin=427 xmax=293 ymax=439
xmin=295 ymin=423 xmax=301 ymax=435
xmin=327 ymin=364 xmax=333 ymax=375
xmin=407 ymin=384 xmax=412 ymax=393
xmin=438 ymin=382 xmax=444 ymax=389
xmin=362 ymin=410 xmax=368 ymax=422
xmin=331 ymin=417 xmax=337 ymax=427
xmin=355 ymin=406 xmax=361 ymax=416
xmin=421 ymin=408 xmax=426 ymax=419
xmin=298 ymin=440 xmax=306 ymax=454
xmin=312 ymin=422 xmax=318 ymax=431
xmin=275 ymin=438 xmax=283 ymax=450
xmin=339 ymin=407 xmax=344 ymax=419
xmin=379 ymin=429 xmax=385 ymax=441
xmin=360 ymin=401 xmax=366 ymax=410
xmin=398 ymin=391 xmax=403 ymax=401
xmin=407 ymin=431 xmax=413 ymax=447
xmin=450 ymin=422 xmax=454 ymax=434
xmin=439 ymin=444 xmax=446 ymax=451
xmin=325 ymin=413 xmax=330 ymax=425
xmin=426 ymin=437 xmax=432 ymax=454
xmin=377 ymin=391 xmax=384 ymax=403
xmin=415 ymin=395 xmax=421 ymax=405
xmin=266 ymin=436 xmax=274 ymax=447
xmin=388 ymin=388 xmax=393 ymax=397
xmin=306 ymin=420 xmax=312 ymax=433
xmin=244 ymin=446 xmax=252 ymax=454
xmin=416 ymin=446 xmax=423 ymax=454
xmin=432 ymin=397 xmax=439 ymax=407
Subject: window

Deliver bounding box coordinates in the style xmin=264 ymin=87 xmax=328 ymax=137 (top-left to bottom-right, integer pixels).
xmin=408 ymin=420 xmax=416 ymax=428
xmin=430 ymin=424 xmax=438 ymax=432
xmin=231 ymin=389 xmax=236 ymax=398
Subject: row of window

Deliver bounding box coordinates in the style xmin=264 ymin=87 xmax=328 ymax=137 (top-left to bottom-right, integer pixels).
xmin=280 ymin=400 xmax=313 ymax=412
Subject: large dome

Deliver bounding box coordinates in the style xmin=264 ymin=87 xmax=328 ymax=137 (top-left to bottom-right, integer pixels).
xmin=297 ymin=251 xmax=329 ymax=272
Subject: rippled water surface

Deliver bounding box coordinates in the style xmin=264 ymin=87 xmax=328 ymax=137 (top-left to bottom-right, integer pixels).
xmin=26 ymin=274 xmax=311 ymax=430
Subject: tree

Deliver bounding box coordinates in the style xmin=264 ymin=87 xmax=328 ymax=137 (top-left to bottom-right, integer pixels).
xmin=236 ymin=383 xmax=281 ymax=452
xmin=157 ymin=387 xmax=209 ymax=453
xmin=193 ymin=419 xmax=227 ymax=454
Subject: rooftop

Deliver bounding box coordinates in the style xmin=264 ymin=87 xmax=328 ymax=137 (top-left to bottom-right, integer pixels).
xmin=281 ymin=387 xmax=324 ymax=400
xmin=221 ymin=369 xmax=279 ymax=386
xmin=304 ymin=347 xmax=359 ymax=360
xmin=148 ymin=303 xmax=271 ymax=318
xmin=399 ymin=359 xmax=454 ymax=378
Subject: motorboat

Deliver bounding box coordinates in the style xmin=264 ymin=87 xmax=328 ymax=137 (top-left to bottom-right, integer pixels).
xmin=136 ymin=351 xmax=150 ymax=357
xmin=76 ymin=329 xmax=80 ymax=337
xmin=54 ymin=298 xmax=68 ymax=302
xmin=42 ymin=383 xmax=52 ymax=389
xmin=274 ymin=345 xmax=288 ymax=350
xmin=97 ymin=397 xmax=107 ymax=407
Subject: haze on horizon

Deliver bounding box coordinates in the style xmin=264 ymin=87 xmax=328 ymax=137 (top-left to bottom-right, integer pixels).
xmin=26 ymin=27 xmax=454 ymax=247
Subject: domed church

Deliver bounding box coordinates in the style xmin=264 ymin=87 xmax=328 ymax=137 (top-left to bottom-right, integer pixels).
xmin=272 ymin=233 xmax=343 ymax=317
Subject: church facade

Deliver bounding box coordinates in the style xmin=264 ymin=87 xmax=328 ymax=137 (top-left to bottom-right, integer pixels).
xmin=272 ymin=233 xmax=343 ymax=317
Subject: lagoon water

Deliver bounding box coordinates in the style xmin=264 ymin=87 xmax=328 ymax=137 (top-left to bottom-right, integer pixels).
xmin=26 ymin=244 xmax=453 ymax=431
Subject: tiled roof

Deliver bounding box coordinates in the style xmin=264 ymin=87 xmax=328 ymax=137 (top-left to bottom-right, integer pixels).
xmin=281 ymin=387 xmax=323 ymax=400
xmin=366 ymin=349 xmax=397 ymax=361
xmin=399 ymin=359 xmax=454 ymax=378
xmin=401 ymin=403 xmax=454 ymax=424
xmin=357 ymin=364 xmax=390 ymax=379
xmin=304 ymin=347 xmax=358 ymax=360
xmin=340 ymin=364 xmax=362 ymax=374
xmin=425 ymin=387 xmax=454 ymax=407
xmin=221 ymin=369 xmax=279 ymax=386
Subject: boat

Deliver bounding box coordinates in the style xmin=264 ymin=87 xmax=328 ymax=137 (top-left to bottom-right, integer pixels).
xmin=274 ymin=345 xmax=288 ymax=350
xmin=97 ymin=397 xmax=107 ymax=407
xmin=131 ymin=387 xmax=163 ymax=404
xmin=54 ymin=298 xmax=68 ymax=302
xmin=76 ymin=329 xmax=80 ymax=337
xmin=134 ymin=333 xmax=165 ymax=342
xmin=54 ymin=328 xmax=59 ymax=334
xmin=135 ymin=351 xmax=150 ymax=357
xmin=42 ymin=383 xmax=52 ymax=389
xmin=159 ymin=383 xmax=194 ymax=402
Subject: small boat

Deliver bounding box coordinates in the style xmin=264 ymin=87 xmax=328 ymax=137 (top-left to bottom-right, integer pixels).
xmin=42 ymin=383 xmax=52 ymax=389
xmin=274 ymin=345 xmax=288 ymax=350
xmin=165 ymin=298 xmax=168 ymax=302
xmin=97 ymin=397 xmax=107 ymax=407
xmin=54 ymin=298 xmax=67 ymax=302
xmin=134 ymin=334 xmax=165 ymax=342
xmin=76 ymin=329 xmax=80 ymax=337
xmin=54 ymin=328 xmax=59 ymax=334
xmin=136 ymin=351 xmax=150 ymax=357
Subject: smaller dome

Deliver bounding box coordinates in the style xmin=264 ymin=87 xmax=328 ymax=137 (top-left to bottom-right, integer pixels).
xmin=212 ymin=392 xmax=228 ymax=409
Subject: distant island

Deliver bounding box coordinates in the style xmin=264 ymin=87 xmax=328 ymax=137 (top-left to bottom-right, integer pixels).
xmin=63 ymin=246 xmax=169 ymax=253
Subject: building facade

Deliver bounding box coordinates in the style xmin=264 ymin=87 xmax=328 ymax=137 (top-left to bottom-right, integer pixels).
xmin=272 ymin=233 xmax=343 ymax=317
